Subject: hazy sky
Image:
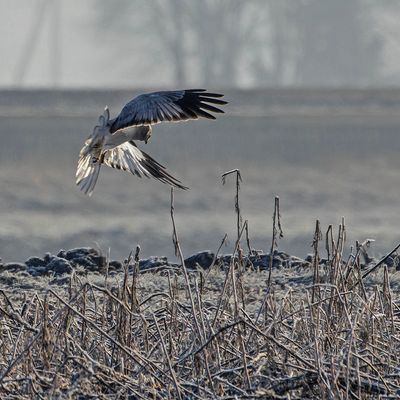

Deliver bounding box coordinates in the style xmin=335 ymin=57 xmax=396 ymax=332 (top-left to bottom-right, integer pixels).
xmin=2 ymin=0 xmax=400 ymax=88
xmin=1 ymin=0 xmax=156 ymax=88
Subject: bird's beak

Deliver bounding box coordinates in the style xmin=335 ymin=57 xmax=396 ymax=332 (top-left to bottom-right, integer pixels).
xmin=103 ymin=106 xmax=110 ymax=122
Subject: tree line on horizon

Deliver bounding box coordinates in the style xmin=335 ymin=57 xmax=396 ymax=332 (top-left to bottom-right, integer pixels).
xmin=97 ymin=0 xmax=400 ymax=88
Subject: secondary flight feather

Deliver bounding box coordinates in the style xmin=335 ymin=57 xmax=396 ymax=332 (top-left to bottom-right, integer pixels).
xmin=76 ymin=89 xmax=227 ymax=196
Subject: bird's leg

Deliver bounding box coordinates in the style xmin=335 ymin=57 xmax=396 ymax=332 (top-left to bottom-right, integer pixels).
xmin=91 ymin=142 xmax=104 ymax=163
xmin=145 ymin=126 xmax=152 ymax=144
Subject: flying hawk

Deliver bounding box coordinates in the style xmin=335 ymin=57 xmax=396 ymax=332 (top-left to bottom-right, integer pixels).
xmin=76 ymin=89 xmax=227 ymax=196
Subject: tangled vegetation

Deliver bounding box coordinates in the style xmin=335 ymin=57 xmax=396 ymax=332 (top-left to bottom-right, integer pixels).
xmin=1 ymin=189 xmax=400 ymax=399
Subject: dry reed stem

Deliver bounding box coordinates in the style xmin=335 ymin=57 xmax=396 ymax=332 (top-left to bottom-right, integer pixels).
xmin=222 ymin=168 xmax=243 ymax=245
xmin=267 ymin=196 xmax=283 ymax=289
xmin=153 ymin=314 xmax=182 ymax=399
xmin=170 ymin=187 xmax=203 ymax=344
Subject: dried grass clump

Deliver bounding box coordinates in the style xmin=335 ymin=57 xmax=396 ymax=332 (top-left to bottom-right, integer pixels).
xmin=1 ymin=190 xmax=400 ymax=399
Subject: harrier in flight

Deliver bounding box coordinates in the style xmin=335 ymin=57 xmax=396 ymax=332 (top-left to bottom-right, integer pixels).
xmin=76 ymin=89 xmax=227 ymax=196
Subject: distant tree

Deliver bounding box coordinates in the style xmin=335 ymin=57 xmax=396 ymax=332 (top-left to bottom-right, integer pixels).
xmin=267 ymin=0 xmax=293 ymax=85
xmin=367 ymin=0 xmax=400 ymax=85
xmin=95 ymin=0 xmax=263 ymax=87
xmin=95 ymin=0 xmax=384 ymax=87
xmin=96 ymin=0 xmax=188 ymax=86
xmin=251 ymin=0 xmax=384 ymax=86
xmin=188 ymin=0 xmax=262 ymax=86
xmin=146 ymin=0 xmax=187 ymax=86
xmin=290 ymin=0 xmax=383 ymax=85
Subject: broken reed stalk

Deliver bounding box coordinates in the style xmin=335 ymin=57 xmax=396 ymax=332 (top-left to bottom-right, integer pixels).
xmin=325 ymin=224 xmax=334 ymax=262
xmin=126 ymin=245 xmax=141 ymax=348
xmin=212 ymin=220 xmax=248 ymax=327
xmin=311 ymin=220 xmax=322 ymax=303
xmin=130 ymin=245 xmax=141 ymax=314
xmin=222 ymin=168 xmax=242 ymax=245
xmin=204 ymin=233 xmax=227 ymax=282
xmin=245 ymin=221 xmax=252 ymax=255
xmin=267 ymin=196 xmax=283 ymax=289
xmin=335 ymin=217 xmax=346 ymax=266
xmin=170 ymin=187 xmax=203 ymax=343
xmin=153 ymin=314 xmax=182 ymax=400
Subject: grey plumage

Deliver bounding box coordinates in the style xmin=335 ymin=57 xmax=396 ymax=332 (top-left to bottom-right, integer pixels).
xmin=76 ymin=89 xmax=227 ymax=196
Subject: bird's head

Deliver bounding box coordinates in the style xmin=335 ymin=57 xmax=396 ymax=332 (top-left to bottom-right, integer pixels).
xmin=98 ymin=106 xmax=110 ymax=127
xmin=92 ymin=106 xmax=111 ymax=138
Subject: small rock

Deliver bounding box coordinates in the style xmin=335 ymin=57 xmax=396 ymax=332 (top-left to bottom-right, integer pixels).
xmin=385 ymin=256 xmax=399 ymax=269
xmin=44 ymin=252 xmax=52 ymax=263
xmin=184 ymin=251 xmax=214 ymax=269
xmin=0 ymin=262 xmax=27 ymax=273
xmin=251 ymin=254 xmax=282 ymax=270
xmin=71 ymin=255 xmax=107 ymax=273
xmin=139 ymin=256 xmax=169 ymax=271
xmin=72 ymin=256 xmax=98 ymax=270
xmin=65 ymin=247 xmax=99 ymax=261
xmin=46 ymin=257 xmax=73 ymax=275
xmin=275 ymin=250 xmax=291 ymax=260
xmin=57 ymin=249 xmax=67 ymax=259
xmin=108 ymin=260 xmax=123 ymax=270
xmin=92 ymin=255 xmax=107 ymax=272
xmin=25 ymin=257 xmax=47 ymax=268
xmin=0 ymin=276 xmax=17 ymax=286
xmin=220 ymin=255 xmax=232 ymax=266
xmin=290 ymin=261 xmax=304 ymax=268
xmin=28 ymin=266 xmax=48 ymax=277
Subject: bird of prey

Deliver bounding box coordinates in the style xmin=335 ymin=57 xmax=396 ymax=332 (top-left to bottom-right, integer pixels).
xmin=76 ymin=89 xmax=227 ymax=196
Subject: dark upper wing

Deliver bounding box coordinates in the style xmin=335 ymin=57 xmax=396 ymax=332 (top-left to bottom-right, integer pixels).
xmin=102 ymin=141 xmax=188 ymax=190
xmin=110 ymin=89 xmax=227 ymax=133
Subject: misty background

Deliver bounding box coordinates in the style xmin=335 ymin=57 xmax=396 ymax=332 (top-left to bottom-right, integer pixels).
xmin=2 ymin=1 xmax=400 ymax=263
xmin=3 ymin=0 xmax=400 ymax=88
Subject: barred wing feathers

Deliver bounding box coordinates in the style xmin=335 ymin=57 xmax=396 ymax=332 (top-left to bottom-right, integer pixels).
xmin=110 ymin=89 xmax=227 ymax=133
xmin=102 ymin=142 xmax=188 ymax=190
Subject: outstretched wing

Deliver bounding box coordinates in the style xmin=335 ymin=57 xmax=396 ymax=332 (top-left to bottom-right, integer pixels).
xmin=102 ymin=141 xmax=188 ymax=190
xmin=110 ymin=89 xmax=227 ymax=133
xmin=76 ymin=150 xmax=102 ymax=196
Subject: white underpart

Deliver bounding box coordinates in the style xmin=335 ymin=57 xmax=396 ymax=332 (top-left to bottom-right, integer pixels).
xmin=103 ymin=125 xmax=152 ymax=151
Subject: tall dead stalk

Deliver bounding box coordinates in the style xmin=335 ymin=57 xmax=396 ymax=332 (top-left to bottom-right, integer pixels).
xmin=267 ymin=196 xmax=283 ymax=288
xmin=170 ymin=187 xmax=203 ymax=343
xmin=222 ymin=169 xmax=242 ymax=245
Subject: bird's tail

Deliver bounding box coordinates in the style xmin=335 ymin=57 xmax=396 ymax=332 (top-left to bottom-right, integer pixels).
xmin=76 ymin=152 xmax=102 ymax=196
